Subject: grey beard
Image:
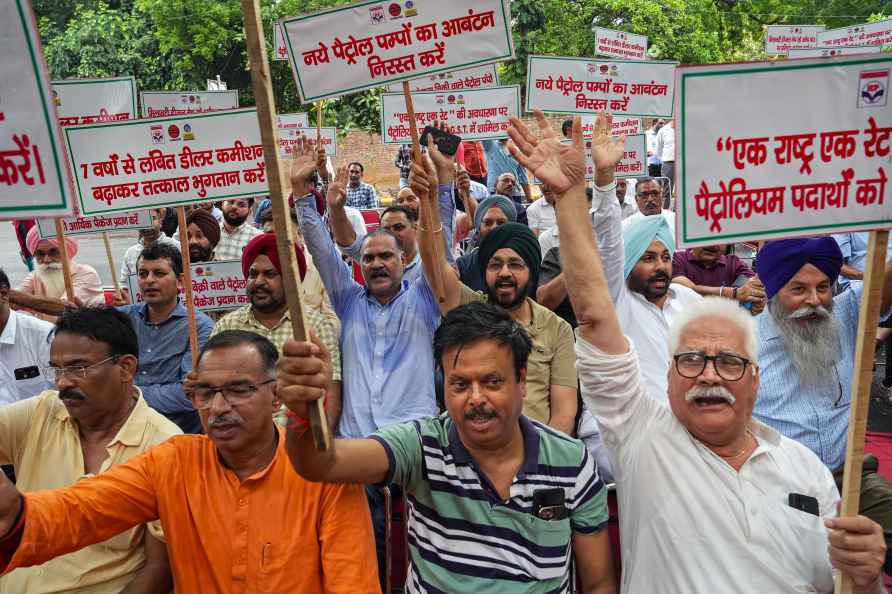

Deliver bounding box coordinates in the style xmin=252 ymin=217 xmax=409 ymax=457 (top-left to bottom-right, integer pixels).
xmin=35 ymin=262 xmax=67 ymax=299
xmin=768 ymin=296 xmax=841 ymax=386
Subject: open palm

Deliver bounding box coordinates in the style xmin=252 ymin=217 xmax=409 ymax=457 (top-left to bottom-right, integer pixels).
xmin=288 ymin=137 xmax=318 ymax=190
xmin=326 ymin=165 xmax=348 ymax=209
xmin=507 ymin=111 xmax=585 ymax=194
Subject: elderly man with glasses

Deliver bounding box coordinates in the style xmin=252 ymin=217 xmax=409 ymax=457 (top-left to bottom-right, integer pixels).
xmin=0 ymin=306 xmax=180 ymax=594
xmin=514 ymin=111 xmax=887 ymax=593
xmin=0 ymin=329 xmax=378 ymax=593
xmin=620 ymin=176 xmax=676 ymax=239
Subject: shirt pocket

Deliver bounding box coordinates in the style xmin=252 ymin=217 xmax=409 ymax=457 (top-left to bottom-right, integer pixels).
xmin=770 ymin=504 xmax=834 ymax=592
xmin=13 ymin=376 xmax=47 ymax=401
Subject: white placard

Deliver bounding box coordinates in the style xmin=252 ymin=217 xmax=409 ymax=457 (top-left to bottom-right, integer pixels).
xmin=1 ymin=0 xmax=75 ymax=219
xmin=788 ymin=45 xmax=884 ymax=58
xmin=818 ymin=19 xmax=892 ymax=48
xmin=583 ymin=133 xmax=646 ymax=180
xmin=277 ymin=112 xmax=310 ymax=130
xmin=277 ymin=124 xmax=338 ymax=157
xmin=386 ymin=64 xmax=500 ymax=92
xmin=52 ymin=76 xmax=138 ymax=127
xmin=526 ymin=55 xmax=676 ymax=118
xmin=282 ymin=0 xmax=514 ymax=102
xmin=581 ymin=115 xmax=642 ymax=137
xmin=676 ymin=55 xmax=892 ymax=248
xmin=764 ymin=25 xmax=825 ymax=55
xmin=38 ymin=210 xmax=153 ymax=238
xmin=127 ymin=259 xmax=249 ymax=312
xmin=63 ymin=108 xmax=268 ymax=215
xmin=273 ymin=19 xmax=288 ymax=61
xmin=594 ymin=27 xmax=648 ymax=61
xmin=380 ymin=85 xmax=520 ymax=143
xmin=140 ymin=91 xmax=239 ymax=118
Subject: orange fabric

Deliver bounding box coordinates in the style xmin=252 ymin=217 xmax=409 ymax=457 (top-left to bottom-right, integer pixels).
xmin=460 ymin=141 xmax=487 ymax=179
xmin=2 ymin=428 xmax=379 ymax=594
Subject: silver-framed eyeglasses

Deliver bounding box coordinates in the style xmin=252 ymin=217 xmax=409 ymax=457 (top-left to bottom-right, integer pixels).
xmin=190 ymin=379 xmax=275 ymax=410
xmin=673 ymin=352 xmax=752 ymax=381
xmin=41 ymin=355 xmax=119 ymax=382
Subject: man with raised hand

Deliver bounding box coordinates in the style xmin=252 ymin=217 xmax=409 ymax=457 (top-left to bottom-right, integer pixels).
xmin=276 ymin=302 xmax=615 ymax=593
xmin=510 ymin=110 xmax=887 ymax=593
xmin=412 ymin=139 xmax=578 ymax=436
xmin=0 ymin=330 xmax=378 ymax=593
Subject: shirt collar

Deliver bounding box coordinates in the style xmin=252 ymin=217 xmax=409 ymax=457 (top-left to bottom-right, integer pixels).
xmin=54 ymin=388 xmax=150 ymax=448
xmin=758 ymin=309 xmax=782 ymax=341
xmin=0 ymin=310 xmax=18 ymax=345
xmin=448 ymin=414 xmax=541 ymax=477
xmin=137 ymin=299 xmax=188 ymax=322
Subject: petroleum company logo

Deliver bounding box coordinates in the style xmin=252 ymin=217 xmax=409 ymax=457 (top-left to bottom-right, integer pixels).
xmin=859 ymin=70 xmax=888 ymax=108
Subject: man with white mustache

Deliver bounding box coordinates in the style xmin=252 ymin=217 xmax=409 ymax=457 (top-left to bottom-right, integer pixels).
xmin=753 ymin=237 xmax=892 ymax=574
xmin=9 ymin=226 xmax=104 ymax=322
xmin=515 ymin=111 xmax=887 ymax=593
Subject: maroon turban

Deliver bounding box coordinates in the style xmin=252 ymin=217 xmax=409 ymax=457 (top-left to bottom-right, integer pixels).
xmin=241 ymin=232 xmax=307 ymax=281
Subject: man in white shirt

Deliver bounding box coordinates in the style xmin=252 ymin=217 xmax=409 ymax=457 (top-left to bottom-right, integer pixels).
xmin=645 ymin=119 xmax=664 ymax=177
xmin=0 ymin=270 xmax=52 ymax=405
xmin=655 ymin=120 xmax=675 ymax=205
xmin=508 ymin=110 xmax=888 ymax=594
xmin=525 ymin=182 xmax=556 ymax=236
xmin=621 ymin=177 xmax=675 ymax=239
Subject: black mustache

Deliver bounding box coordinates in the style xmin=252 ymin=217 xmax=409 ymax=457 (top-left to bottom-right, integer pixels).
xmin=59 ymin=389 xmax=85 ymax=401
xmin=648 ymin=272 xmax=670 ymax=283
xmin=465 ymin=406 xmax=495 ymax=421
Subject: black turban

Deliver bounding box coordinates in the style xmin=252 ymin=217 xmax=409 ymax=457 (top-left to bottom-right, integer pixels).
xmin=477 ymin=222 xmax=541 ymax=297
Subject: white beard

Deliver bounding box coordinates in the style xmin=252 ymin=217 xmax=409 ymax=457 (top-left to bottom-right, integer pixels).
xmin=769 ymin=296 xmax=841 ymax=386
xmin=35 ymin=262 xmax=67 ymax=299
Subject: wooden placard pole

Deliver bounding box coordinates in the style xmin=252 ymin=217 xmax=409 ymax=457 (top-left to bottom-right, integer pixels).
xmin=101 ymin=232 xmax=123 ymax=301
xmin=401 ymin=81 xmax=446 ymax=304
xmin=53 ymin=219 xmax=76 ymax=303
xmin=835 ymin=229 xmax=890 ymax=594
xmin=316 ymin=101 xmax=323 ymax=141
xmin=240 ymin=0 xmax=331 ymax=451
xmin=176 ymin=207 xmax=200 ymax=368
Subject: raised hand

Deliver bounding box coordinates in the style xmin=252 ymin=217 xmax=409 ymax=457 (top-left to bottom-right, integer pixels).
xmin=409 ymin=149 xmax=438 ymax=204
xmin=507 ymin=110 xmax=586 ymax=195
xmin=589 ymin=111 xmax=626 ymax=172
xmin=277 ymin=331 xmax=332 ymax=420
xmin=326 ymin=165 xmax=348 ymax=210
xmin=288 ymin=136 xmax=318 ymax=194
xmin=426 ymin=120 xmax=455 ymax=184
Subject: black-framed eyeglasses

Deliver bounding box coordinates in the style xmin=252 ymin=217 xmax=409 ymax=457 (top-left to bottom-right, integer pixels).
xmin=673 ymin=352 xmax=752 ymax=381
xmin=190 ymin=379 xmax=275 ymax=410
xmin=41 ymin=355 xmax=120 ymax=382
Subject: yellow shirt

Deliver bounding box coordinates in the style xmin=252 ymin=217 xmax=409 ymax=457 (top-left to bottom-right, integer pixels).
xmin=459 ymin=284 xmax=577 ymax=424
xmin=0 ymin=389 xmax=181 ymax=594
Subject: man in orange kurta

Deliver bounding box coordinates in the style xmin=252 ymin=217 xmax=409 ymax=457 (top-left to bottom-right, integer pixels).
xmin=0 ymin=330 xmax=379 ymax=594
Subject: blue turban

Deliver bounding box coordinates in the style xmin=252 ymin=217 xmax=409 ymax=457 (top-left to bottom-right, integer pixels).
xmin=755 ymin=237 xmax=843 ymax=299
xmin=622 ymin=215 xmax=675 ymax=279
xmin=474 ymin=195 xmax=517 ymax=231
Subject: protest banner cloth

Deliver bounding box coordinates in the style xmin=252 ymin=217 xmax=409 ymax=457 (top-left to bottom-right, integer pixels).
xmin=241 ymin=0 xmax=331 ymax=450
xmin=526 ymin=55 xmax=677 ymax=118
xmin=386 ymin=64 xmax=500 ymax=92
xmin=278 ymin=121 xmax=337 ymax=157
xmin=763 ymin=25 xmax=825 ymax=55
xmin=1 ymin=0 xmax=75 ymax=220
xmin=677 ymin=59 xmax=892 ymax=583
xmin=788 ymin=45 xmax=883 ymax=58
xmin=52 ymin=76 xmax=138 ymax=127
xmin=676 ymin=55 xmax=892 ymax=247
xmin=581 ymin=115 xmax=642 ymax=137
xmin=37 ymin=210 xmax=153 ymax=238
xmin=594 ymin=27 xmax=648 ymax=61
xmin=63 ymin=108 xmax=269 ymax=216
xmin=126 ymin=259 xmax=248 ymax=312
xmin=380 ymin=85 xmax=520 ymax=143
xmin=282 ymin=0 xmax=514 ymax=102
xmin=140 ymin=90 xmax=240 ymax=118
xmin=818 ymin=18 xmax=892 ymax=49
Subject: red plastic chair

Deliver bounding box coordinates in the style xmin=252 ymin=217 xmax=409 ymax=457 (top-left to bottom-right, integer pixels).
xmin=361 ymin=209 xmax=382 ymax=233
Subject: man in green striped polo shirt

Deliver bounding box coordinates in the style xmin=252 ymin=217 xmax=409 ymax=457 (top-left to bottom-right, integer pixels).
xmin=278 ymin=302 xmax=615 ymax=593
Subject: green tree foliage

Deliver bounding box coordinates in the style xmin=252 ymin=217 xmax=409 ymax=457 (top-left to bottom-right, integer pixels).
xmin=34 ymin=0 xmax=892 ymax=131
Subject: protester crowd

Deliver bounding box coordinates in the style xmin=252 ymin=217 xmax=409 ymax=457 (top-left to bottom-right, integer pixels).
xmin=0 ymin=112 xmax=890 ymax=594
